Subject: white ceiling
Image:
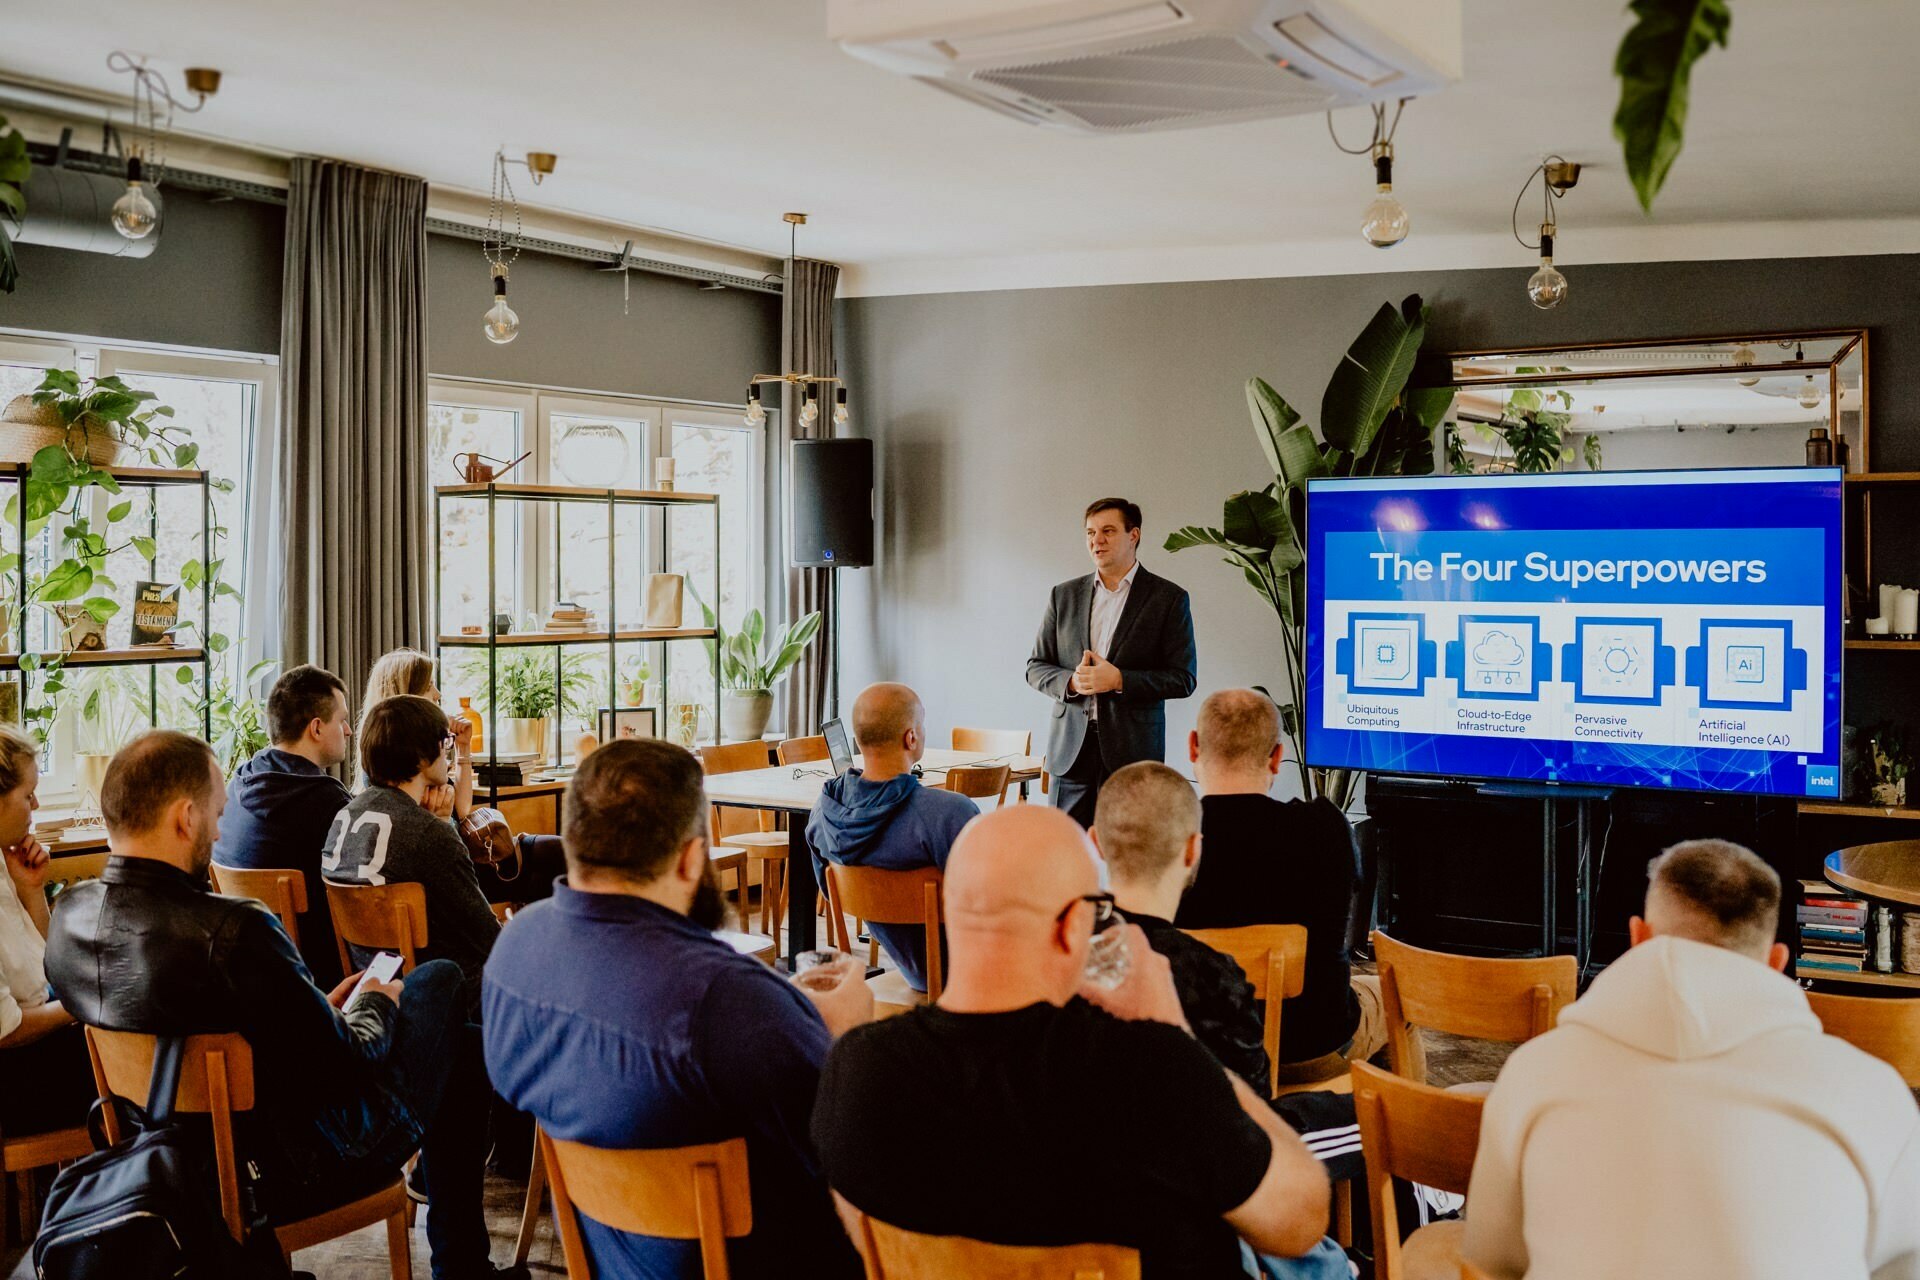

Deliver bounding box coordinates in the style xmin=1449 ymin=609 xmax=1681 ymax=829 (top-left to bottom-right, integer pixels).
xmin=2 ymin=0 xmax=1918 ymax=296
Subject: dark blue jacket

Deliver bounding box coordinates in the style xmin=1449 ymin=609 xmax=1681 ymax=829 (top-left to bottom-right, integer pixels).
xmin=212 ymin=747 xmax=351 ymax=987
xmin=806 ymin=770 xmax=977 ymax=991
xmin=483 ymin=884 xmax=859 ymax=1280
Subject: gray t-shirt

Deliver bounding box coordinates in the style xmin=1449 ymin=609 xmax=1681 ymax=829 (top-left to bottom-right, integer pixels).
xmin=323 ymin=785 xmax=499 ymax=1011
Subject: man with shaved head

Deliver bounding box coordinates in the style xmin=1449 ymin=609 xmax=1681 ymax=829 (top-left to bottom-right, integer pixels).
xmin=1176 ymin=689 xmax=1381 ymax=1085
xmin=806 ymin=681 xmax=978 ymax=991
xmin=815 ymin=804 xmax=1349 ymax=1279
xmin=1465 ymin=839 xmax=1920 ymax=1279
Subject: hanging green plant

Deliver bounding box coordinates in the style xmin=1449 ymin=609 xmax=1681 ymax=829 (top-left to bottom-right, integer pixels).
xmin=0 ymin=112 xmax=25 ymax=294
xmin=1613 ymin=0 xmax=1733 ymax=212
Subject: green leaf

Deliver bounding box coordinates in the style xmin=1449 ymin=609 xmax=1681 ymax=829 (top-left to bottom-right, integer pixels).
xmin=181 ymin=559 xmax=205 ymax=590
xmin=215 ymin=582 xmax=240 ymax=600
xmin=208 ymin=632 xmax=230 ymax=653
xmin=16 ymin=652 xmax=36 ymax=672
xmin=36 ymin=559 xmax=92 ymax=602
xmin=81 ymin=595 xmax=119 ymax=624
xmin=175 ymin=665 xmax=195 ymax=685
xmin=106 ymin=500 xmax=132 ymax=523
xmin=1613 ymin=0 xmax=1732 ymax=212
xmin=131 ymin=536 xmax=157 ymax=561
xmin=1221 ymin=489 xmax=1292 ymax=557
xmin=1321 ymin=295 xmax=1426 ymax=457
xmin=1164 ymin=525 xmax=1234 ymax=556
xmin=174 ymin=442 xmax=200 ymax=469
xmin=36 ymin=370 xmax=80 ymax=397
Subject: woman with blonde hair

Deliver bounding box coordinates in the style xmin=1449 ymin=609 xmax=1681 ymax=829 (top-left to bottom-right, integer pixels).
xmin=360 ymin=647 xmax=474 ymax=819
xmin=0 ymin=723 xmax=95 ymax=1137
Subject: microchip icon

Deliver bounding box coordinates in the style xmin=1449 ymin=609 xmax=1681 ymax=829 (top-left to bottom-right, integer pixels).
xmin=1375 ymin=643 xmax=1396 ymax=664
xmin=1727 ymin=645 xmax=1765 ymax=684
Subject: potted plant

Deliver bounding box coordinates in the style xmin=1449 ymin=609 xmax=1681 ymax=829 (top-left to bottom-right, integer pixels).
xmin=694 ymin=600 xmax=823 ymax=742
xmin=458 ymin=649 xmax=596 ymax=759
xmin=76 ymin=670 xmax=146 ymax=811
xmin=620 ymin=655 xmax=658 ymax=707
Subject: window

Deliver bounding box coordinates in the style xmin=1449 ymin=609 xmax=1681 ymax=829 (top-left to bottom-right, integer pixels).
xmin=0 ymin=334 xmax=273 ymax=803
xmin=428 ymin=381 xmax=768 ymax=748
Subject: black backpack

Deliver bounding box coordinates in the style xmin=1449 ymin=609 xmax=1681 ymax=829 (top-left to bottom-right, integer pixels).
xmin=30 ymin=1035 xmax=288 ymax=1280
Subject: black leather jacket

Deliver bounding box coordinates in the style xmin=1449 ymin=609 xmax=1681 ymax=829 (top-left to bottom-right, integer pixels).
xmin=45 ymin=857 xmax=411 ymax=1181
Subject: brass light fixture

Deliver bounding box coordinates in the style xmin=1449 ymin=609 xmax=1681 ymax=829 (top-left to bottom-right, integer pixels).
xmin=481 ymin=150 xmax=523 ymax=345
xmin=745 ymin=214 xmax=848 ymax=429
xmin=524 ymin=152 xmax=557 ymax=185
xmin=1329 ymin=99 xmax=1414 ymax=248
xmin=104 ymin=51 xmax=221 ymax=241
xmin=1512 ymin=156 xmax=1581 ymax=309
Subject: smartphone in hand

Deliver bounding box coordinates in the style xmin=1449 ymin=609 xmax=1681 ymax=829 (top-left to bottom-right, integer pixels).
xmin=348 ymin=951 xmax=405 ymax=1004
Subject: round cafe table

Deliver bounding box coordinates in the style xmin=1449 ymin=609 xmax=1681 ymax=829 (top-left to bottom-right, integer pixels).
xmin=1825 ymin=841 xmax=1920 ymax=908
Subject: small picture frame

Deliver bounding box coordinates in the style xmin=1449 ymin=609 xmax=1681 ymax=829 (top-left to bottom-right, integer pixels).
xmin=597 ymin=706 xmax=657 ymax=744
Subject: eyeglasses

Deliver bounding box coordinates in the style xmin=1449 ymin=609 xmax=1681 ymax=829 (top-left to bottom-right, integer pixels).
xmin=1055 ymin=892 xmax=1119 ymax=934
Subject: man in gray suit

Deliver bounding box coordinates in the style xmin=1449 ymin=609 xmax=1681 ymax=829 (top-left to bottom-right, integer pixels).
xmin=1027 ymin=498 xmax=1198 ymax=827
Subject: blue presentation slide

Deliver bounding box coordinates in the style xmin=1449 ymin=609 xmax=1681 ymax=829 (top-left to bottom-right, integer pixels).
xmin=1303 ymin=468 xmax=1843 ymax=797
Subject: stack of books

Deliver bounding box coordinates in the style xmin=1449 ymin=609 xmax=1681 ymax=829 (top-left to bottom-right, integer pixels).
xmin=545 ymin=603 xmax=594 ymax=634
xmin=472 ymin=752 xmax=542 ymax=787
xmin=1798 ymin=880 xmax=1869 ymax=973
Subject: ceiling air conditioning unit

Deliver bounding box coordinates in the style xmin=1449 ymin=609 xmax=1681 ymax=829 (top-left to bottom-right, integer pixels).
xmin=830 ymin=0 xmax=1460 ymax=134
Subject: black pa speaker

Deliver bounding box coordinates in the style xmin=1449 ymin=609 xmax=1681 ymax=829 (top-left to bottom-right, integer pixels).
xmin=790 ymin=438 xmax=873 ymax=568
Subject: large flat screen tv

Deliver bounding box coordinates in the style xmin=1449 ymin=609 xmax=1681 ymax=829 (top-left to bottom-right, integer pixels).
xmin=1303 ymin=467 xmax=1843 ymax=797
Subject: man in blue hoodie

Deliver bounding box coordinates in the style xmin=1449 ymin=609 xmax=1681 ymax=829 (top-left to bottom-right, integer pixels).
xmin=807 ymin=683 xmax=979 ymax=991
xmin=211 ymin=663 xmax=354 ymax=986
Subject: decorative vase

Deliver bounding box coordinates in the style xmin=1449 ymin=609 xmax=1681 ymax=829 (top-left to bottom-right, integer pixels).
xmin=0 ymin=396 xmax=126 ymax=466
xmin=499 ymin=716 xmax=550 ymax=760
xmin=720 ymin=690 xmax=774 ymax=742
xmin=54 ymin=605 xmax=107 ymax=652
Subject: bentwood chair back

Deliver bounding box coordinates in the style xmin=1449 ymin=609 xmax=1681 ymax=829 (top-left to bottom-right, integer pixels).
xmin=1807 ymin=989 xmax=1920 ymax=1086
xmin=540 ymin=1130 xmax=751 ymax=1280
xmin=1179 ymin=925 xmax=1308 ymax=1099
xmin=942 ymin=764 xmax=1012 ymax=808
xmin=86 ymin=1027 xmax=411 ymax=1276
xmin=1353 ymin=1061 xmax=1485 ymax=1280
xmin=1372 ymin=930 xmax=1577 ymax=1085
xmin=823 ymin=864 xmax=945 ymax=1007
xmin=834 ymin=1191 xmax=1139 ymax=1280
xmin=211 ymin=864 xmax=309 ymax=950
xmin=324 ymin=880 xmax=429 ymax=977
xmin=700 ymin=742 xmax=791 ymax=949
xmin=777 ymin=735 xmax=830 ymax=766
xmin=950 ymin=727 xmax=1032 ymax=757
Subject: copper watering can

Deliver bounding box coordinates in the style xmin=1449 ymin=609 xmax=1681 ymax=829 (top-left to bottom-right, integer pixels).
xmin=452 ymin=450 xmax=531 ymax=483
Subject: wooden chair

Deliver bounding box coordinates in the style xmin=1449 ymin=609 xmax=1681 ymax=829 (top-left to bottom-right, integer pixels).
xmin=3 ymin=1120 xmax=91 ymax=1245
xmin=1372 ymin=930 xmax=1577 ymax=1086
xmin=950 ymin=727 xmax=1031 ymax=757
xmin=1460 ymin=1263 xmax=1496 ymax=1280
xmin=700 ymin=742 xmax=792 ymax=952
xmin=777 ymin=735 xmax=830 ymax=765
xmin=1179 ymin=925 xmax=1316 ymax=1100
xmin=835 ymin=1191 xmax=1139 ymax=1280
xmin=942 ymin=763 xmax=1012 ymax=808
xmin=1808 ymin=989 xmax=1920 ymax=1086
xmin=1353 ymin=1061 xmax=1485 ymax=1280
xmin=823 ymin=864 xmax=944 ymax=1012
xmin=324 ymin=880 xmax=429 ymax=976
xmin=541 ymin=1130 xmax=751 ymax=1280
xmin=85 ymin=1028 xmax=411 ymax=1277
xmin=210 ymin=865 xmax=309 ymax=950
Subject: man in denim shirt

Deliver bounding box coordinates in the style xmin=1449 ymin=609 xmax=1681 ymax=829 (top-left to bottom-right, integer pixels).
xmin=484 ymin=739 xmax=872 ymax=1279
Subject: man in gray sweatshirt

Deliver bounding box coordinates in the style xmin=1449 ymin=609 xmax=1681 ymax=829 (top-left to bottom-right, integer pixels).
xmin=806 ymin=683 xmax=978 ymax=991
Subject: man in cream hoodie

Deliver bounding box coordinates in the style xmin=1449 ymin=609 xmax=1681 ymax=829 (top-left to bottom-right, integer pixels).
xmin=1464 ymin=838 xmax=1920 ymax=1279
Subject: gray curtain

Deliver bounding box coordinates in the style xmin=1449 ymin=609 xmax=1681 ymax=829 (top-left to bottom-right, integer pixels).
xmin=781 ymin=257 xmax=839 ymax=736
xmin=277 ymin=157 xmax=430 ymax=713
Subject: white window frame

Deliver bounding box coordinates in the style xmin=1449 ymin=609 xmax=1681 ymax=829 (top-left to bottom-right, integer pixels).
xmin=427 ymin=381 xmax=539 ymax=634
xmin=536 ymin=394 xmax=664 ymax=612
xmin=664 ymin=406 xmax=769 ymax=631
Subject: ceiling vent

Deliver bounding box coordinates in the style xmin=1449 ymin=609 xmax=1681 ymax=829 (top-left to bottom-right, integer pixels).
xmin=831 ymin=0 xmax=1461 ymax=134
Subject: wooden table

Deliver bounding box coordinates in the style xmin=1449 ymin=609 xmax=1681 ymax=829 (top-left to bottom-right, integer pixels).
xmin=704 ymin=749 xmax=1045 ymax=964
xmin=1826 ymin=841 xmax=1920 ymax=908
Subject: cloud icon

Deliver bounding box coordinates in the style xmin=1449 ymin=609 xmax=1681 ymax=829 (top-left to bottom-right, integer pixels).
xmin=1472 ymin=630 xmax=1524 ymax=667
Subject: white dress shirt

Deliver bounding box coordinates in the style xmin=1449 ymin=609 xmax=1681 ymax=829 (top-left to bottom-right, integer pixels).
xmin=0 ymin=874 xmax=49 ymax=1041
xmin=1085 ymin=563 xmax=1138 ymax=719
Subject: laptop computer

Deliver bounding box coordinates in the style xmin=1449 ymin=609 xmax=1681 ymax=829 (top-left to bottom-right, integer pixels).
xmin=822 ymin=717 xmax=855 ymax=776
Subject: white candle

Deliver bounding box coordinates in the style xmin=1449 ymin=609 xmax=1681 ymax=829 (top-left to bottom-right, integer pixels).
xmin=1881 ymin=583 xmax=1902 ymax=622
xmin=654 ymin=457 xmax=677 ymax=491
xmin=1896 ymin=589 xmax=1919 ymax=636
xmin=1867 ymin=615 xmax=1893 ymax=636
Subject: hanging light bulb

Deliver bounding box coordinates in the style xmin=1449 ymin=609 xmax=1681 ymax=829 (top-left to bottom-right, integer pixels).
xmin=744 ymin=384 xmax=767 ymax=427
xmin=833 ymin=387 xmax=849 ymax=428
xmin=1797 ymin=375 xmax=1824 ymax=411
xmin=1359 ymin=142 xmax=1409 ymax=248
xmin=799 ymin=386 xmax=820 ymax=428
xmin=111 ymin=154 xmax=159 ymax=240
xmin=1527 ymin=223 xmax=1568 ymax=309
xmin=483 ymin=265 xmax=520 ymax=345
xmin=1732 ymin=345 xmax=1760 ymax=387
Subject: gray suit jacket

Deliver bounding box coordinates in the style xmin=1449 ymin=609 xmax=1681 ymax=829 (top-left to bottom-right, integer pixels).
xmin=1026 ymin=565 xmax=1198 ymax=774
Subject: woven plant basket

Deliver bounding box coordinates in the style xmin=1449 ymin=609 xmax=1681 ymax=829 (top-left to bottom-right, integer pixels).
xmin=0 ymin=395 xmax=126 ymax=466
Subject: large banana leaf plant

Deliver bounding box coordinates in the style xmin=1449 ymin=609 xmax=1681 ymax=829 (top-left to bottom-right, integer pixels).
xmin=1165 ymin=294 xmax=1454 ymax=810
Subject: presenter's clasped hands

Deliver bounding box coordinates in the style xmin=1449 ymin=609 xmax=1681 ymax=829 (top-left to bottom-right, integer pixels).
xmin=1072 ymin=648 xmax=1124 ymax=696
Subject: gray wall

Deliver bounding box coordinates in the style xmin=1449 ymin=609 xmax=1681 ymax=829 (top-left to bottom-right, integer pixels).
xmin=0 ymin=187 xmax=782 ymax=409
xmin=838 ymin=253 xmax=1920 ymax=764
xmin=1 ymin=186 xmax=284 ymax=355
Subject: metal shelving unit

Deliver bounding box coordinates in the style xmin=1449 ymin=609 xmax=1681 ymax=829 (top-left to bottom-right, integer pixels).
xmin=432 ymin=481 xmax=722 ymax=803
xmin=2 ymin=463 xmax=213 ymax=738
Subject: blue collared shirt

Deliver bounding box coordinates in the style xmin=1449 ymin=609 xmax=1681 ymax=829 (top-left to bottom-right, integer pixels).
xmin=481 ymin=881 xmax=859 ymax=1280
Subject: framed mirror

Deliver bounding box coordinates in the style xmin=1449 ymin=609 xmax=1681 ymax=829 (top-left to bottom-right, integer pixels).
xmin=1422 ymin=330 xmax=1867 ymax=475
